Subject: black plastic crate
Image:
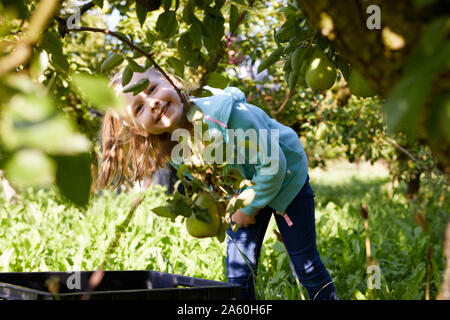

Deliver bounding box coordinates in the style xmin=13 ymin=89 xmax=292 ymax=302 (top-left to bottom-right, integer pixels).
xmin=0 ymin=270 xmax=240 ymax=300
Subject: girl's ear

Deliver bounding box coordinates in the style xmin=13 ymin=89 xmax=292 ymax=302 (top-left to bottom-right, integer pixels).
xmin=130 ymin=127 xmax=149 ymax=137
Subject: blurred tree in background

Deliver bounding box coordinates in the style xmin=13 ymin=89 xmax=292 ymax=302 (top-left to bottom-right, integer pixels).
xmin=0 ymin=0 xmax=448 ymax=208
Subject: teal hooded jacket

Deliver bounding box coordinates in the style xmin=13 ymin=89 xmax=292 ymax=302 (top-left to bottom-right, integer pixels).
xmin=170 ymin=86 xmax=309 ymax=216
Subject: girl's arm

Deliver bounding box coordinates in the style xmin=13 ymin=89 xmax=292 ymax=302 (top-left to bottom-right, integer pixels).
xmin=228 ymin=103 xmax=287 ymax=217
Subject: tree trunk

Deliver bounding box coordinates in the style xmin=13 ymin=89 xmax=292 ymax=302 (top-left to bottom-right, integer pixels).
xmin=407 ymin=172 xmax=421 ymax=200
xmin=295 ymin=0 xmax=450 ymax=177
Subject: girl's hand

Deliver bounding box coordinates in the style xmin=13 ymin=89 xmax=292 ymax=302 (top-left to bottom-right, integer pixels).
xmin=231 ymin=209 xmax=258 ymax=228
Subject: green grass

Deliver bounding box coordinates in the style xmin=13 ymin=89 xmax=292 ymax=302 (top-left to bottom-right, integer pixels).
xmin=0 ymin=161 xmax=449 ymax=300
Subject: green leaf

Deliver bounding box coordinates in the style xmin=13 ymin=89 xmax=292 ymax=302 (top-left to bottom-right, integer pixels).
xmin=403 ymin=23 xmax=450 ymax=78
xmin=419 ymin=17 xmax=448 ymax=56
xmin=135 ymin=0 xmax=148 ymax=26
xmin=52 ymin=153 xmax=92 ymax=207
xmin=176 ymin=164 xmax=189 ymax=179
xmin=121 ymin=64 xmax=134 ymax=87
xmin=2 ymin=1 xmax=29 ymax=20
xmin=172 ymin=196 xmax=192 ymax=217
xmin=189 ymin=18 xmax=203 ymax=47
xmin=257 ymin=47 xmax=283 ymax=74
xmin=202 ymin=6 xmax=224 ymax=54
xmin=235 ymin=188 xmax=255 ymax=208
xmin=0 ymin=91 xmax=90 ymax=155
xmin=226 ymin=168 xmax=252 ymax=190
xmin=383 ymin=74 xmax=432 ymax=140
xmin=215 ymin=0 xmax=225 ymax=8
xmin=167 ymin=56 xmax=184 ymax=77
xmin=226 ymin=196 xmax=237 ymax=215
xmin=100 ymin=52 xmax=124 ymax=73
xmin=167 ymin=39 xmax=177 ymax=49
xmin=0 ymin=112 xmax=90 ymax=155
xmin=193 ymin=207 xmax=211 ymax=223
xmin=317 ymin=34 xmax=331 ymax=52
xmin=195 ymin=0 xmax=213 ymax=8
xmin=190 ymin=87 xmax=213 ymax=97
xmin=215 ymin=215 xmax=229 ymax=243
xmin=93 ymin=0 xmax=104 ymax=8
xmin=178 ymin=32 xmax=199 ymax=66
xmin=4 ymin=149 xmax=56 ymax=187
xmin=225 ymin=167 xmax=243 ymax=182
xmin=145 ymin=58 xmax=153 ymax=69
xmin=72 ymin=73 xmax=124 ymax=111
xmin=289 ymin=26 xmax=312 ymax=45
xmin=288 ymin=70 xmax=299 ymax=90
xmin=145 ymin=31 xmax=156 ymax=45
xmin=205 ymin=72 xmax=229 ymax=89
xmin=2 ymin=73 xmax=36 ymax=94
xmin=126 ymin=58 xmax=146 ymax=73
xmin=275 ymin=19 xmax=297 ymax=43
xmin=283 ymin=42 xmax=296 ymax=55
xmin=6 ymin=93 xmax=55 ymax=122
xmin=354 ymin=290 xmax=368 ymax=300
xmin=163 ymin=0 xmax=172 ymax=11
xmin=151 ymin=206 xmax=177 ymax=219
xmin=229 ymin=4 xmax=239 ymax=32
xmin=272 ymin=242 xmax=285 ymax=254
xmin=203 ymin=35 xmax=222 ymax=55
xmin=335 ymin=54 xmax=350 ymax=81
xmin=156 ymin=11 xmax=178 ymax=40
xmin=182 ymin=0 xmax=195 ymax=24
xmin=186 ymin=104 xmax=203 ymax=123
xmin=123 ymin=78 xmax=150 ymax=96
xmin=291 ymin=45 xmax=307 ymax=71
xmin=40 ymin=31 xmax=69 ymax=75
xmin=426 ymin=92 xmax=450 ymax=143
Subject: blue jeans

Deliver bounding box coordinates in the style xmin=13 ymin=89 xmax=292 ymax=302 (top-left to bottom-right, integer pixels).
xmin=226 ymin=175 xmax=338 ymax=300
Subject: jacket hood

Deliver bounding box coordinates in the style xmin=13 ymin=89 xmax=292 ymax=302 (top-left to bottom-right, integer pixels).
xmin=189 ymin=86 xmax=247 ymax=141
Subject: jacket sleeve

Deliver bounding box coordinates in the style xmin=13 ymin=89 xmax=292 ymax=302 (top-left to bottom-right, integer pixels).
xmin=227 ymin=102 xmax=287 ymax=216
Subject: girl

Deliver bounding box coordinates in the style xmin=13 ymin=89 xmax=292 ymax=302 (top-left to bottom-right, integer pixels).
xmin=96 ymin=67 xmax=338 ymax=300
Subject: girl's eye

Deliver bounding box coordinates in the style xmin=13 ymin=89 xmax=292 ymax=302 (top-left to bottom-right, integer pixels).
xmin=147 ymin=86 xmax=156 ymax=94
xmin=135 ymin=104 xmax=144 ymax=116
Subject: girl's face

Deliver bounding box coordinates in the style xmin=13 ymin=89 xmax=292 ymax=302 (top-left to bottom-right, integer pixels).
xmin=121 ymin=70 xmax=184 ymax=135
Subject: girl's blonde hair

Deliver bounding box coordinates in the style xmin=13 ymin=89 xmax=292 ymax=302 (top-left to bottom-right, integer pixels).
xmin=94 ymin=67 xmax=194 ymax=191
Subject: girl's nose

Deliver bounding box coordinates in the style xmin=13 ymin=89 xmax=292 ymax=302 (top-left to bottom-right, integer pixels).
xmin=150 ymin=100 xmax=160 ymax=113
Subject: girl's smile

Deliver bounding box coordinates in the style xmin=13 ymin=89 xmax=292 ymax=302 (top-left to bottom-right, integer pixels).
xmin=156 ymin=102 xmax=171 ymax=123
xmin=120 ymin=69 xmax=185 ymax=135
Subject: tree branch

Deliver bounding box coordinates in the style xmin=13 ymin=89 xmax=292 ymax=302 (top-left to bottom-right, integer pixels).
xmin=65 ymin=26 xmax=191 ymax=109
xmin=384 ymin=137 xmax=420 ymax=163
xmin=271 ymin=33 xmax=317 ymax=116
xmin=0 ymin=0 xmax=59 ymax=77
xmin=55 ymin=0 xmax=96 ymax=37
xmin=199 ymin=0 xmax=255 ymax=88
xmin=271 ymin=89 xmax=293 ymax=116
xmin=60 ymin=1 xmax=252 ymax=108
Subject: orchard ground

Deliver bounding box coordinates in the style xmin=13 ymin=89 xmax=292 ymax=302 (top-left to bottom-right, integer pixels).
xmin=0 ymin=159 xmax=448 ymax=300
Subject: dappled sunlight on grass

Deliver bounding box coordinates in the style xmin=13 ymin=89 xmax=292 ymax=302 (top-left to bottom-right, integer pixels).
xmin=0 ymin=159 xmax=448 ymax=300
xmin=309 ymin=159 xmax=390 ymax=184
xmin=256 ymin=160 xmax=448 ymax=300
